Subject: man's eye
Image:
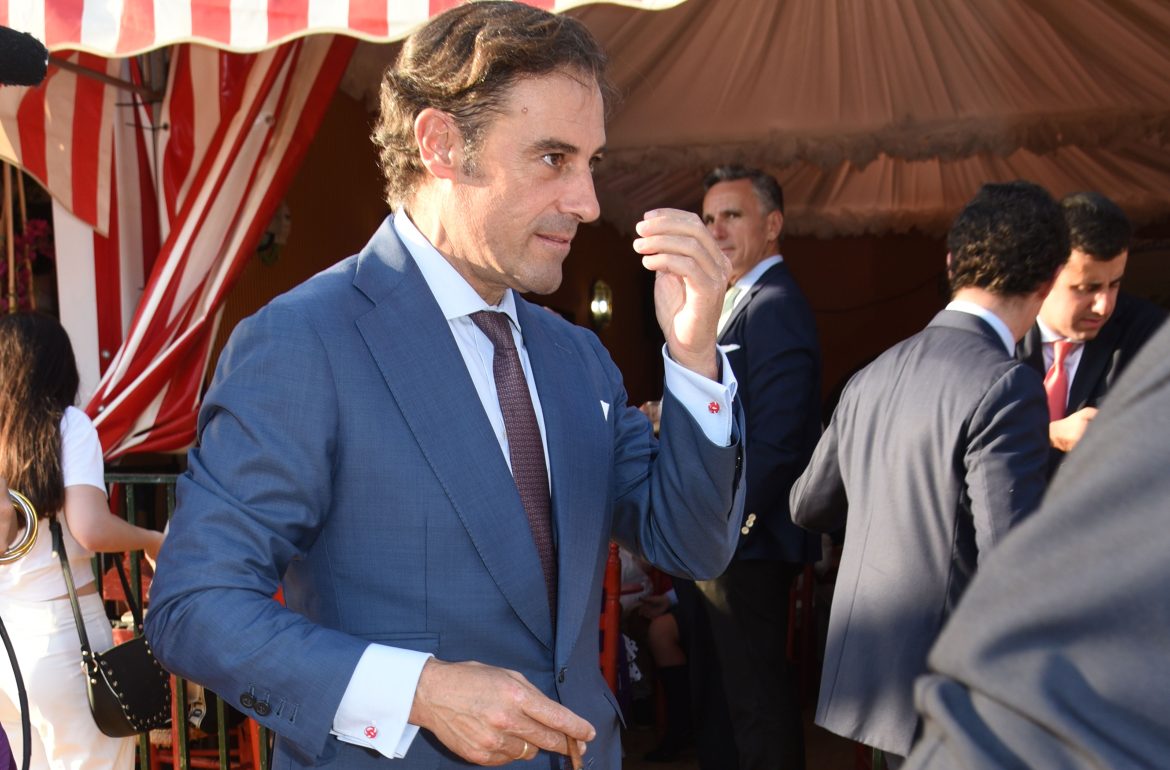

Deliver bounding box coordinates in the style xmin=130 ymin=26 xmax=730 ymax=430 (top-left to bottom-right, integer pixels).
xmin=542 ymin=153 xmax=564 ymax=167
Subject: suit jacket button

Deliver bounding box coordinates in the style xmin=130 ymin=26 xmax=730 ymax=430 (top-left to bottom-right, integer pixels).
xmin=740 ymin=526 xmax=750 ymax=535
xmin=239 ymin=692 xmax=255 ymax=709
xmin=254 ymin=700 xmax=271 ymax=717
xmin=557 ymin=667 xmax=567 ymax=684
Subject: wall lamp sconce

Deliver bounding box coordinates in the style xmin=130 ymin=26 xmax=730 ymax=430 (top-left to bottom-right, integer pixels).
xmin=590 ymin=279 xmax=613 ymax=330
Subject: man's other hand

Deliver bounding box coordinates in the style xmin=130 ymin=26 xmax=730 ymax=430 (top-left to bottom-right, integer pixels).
xmin=409 ymin=658 xmax=594 ymax=765
xmin=1050 ymin=407 xmax=1098 ymax=452
xmin=634 ymin=209 xmax=731 ymax=381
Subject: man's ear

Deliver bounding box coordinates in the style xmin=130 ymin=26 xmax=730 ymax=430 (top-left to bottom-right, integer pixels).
xmin=414 ymin=108 xmax=460 ymax=182
xmin=766 ymin=209 xmax=783 ymax=244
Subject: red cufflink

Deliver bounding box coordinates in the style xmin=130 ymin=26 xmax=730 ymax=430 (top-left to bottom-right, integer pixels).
xmin=364 ymin=725 xmax=378 ymax=739
xmin=708 ymin=401 xmax=720 ymax=414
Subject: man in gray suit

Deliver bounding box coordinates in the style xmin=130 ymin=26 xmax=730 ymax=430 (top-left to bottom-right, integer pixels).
xmin=789 ymin=181 xmax=1068 ymax=766
xmin=906 ymin=320 xmax=1170 ymax=770
xmin=145 ymin=4 xmax=745 ymax=768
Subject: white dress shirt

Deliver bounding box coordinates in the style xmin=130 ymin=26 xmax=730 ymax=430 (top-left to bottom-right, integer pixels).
xmin=331 ymin=210 xmax=738 ymax=759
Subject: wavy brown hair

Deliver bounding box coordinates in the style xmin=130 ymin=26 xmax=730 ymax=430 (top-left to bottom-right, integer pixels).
xmin=372 ymin=0 xmax=614 ymax=209
xmin=0 ymin=313 xmax=80 ymax=518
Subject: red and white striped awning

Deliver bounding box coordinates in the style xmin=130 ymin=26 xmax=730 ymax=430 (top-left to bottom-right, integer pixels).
xmin=0 ymin=0 xmax=686 ymax=459
xmin=0 ymin=0 xmax=685 ymax=56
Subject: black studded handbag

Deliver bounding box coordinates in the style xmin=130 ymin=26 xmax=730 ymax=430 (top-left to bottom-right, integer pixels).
xmin=51 ymin=518 xmax=171 ymax=737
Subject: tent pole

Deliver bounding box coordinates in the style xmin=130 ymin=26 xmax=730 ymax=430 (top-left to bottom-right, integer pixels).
xmin=4 ymin=164 xmax=13 ymax=313
xmin=48 ymin=55 xmax=161 ymax=102
xmin=15 ymin=170 xmax=32 ymax=311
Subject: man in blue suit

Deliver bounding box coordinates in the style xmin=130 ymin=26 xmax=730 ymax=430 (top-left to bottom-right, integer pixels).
xmin=144 ymin=4 xmax=745 ymax=769
xmin=670 ymin=167 xmax=821 ymax=769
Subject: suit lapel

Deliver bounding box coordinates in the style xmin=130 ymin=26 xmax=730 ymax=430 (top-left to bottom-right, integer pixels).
xmin=1017 ymin=324 xmax=1045 ymax=376
xmin=718 ymin=262 xmax=786 ymax=344
xmin=1069 ymin=327 xmax=1118 ymax=411
xmin=352 ymin=226 xmax=553 ymax=649
xmin=517 ymin=301 xmax=610 ymax=663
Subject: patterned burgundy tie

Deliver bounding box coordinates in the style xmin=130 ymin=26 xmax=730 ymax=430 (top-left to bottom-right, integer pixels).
xmin=471 ymin=311 xmax=557 ymax=619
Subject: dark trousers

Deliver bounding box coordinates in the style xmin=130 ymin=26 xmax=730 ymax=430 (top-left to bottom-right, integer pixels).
xmin=676 ymin=560 xmax=805 ymax=770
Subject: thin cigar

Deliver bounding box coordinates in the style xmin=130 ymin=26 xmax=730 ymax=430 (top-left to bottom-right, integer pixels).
xmin=566 ymin=734 xmax=583 ymax=770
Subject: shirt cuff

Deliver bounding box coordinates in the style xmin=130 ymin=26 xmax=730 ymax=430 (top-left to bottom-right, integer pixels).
xmin=331 ymin=645 xmax=433 ymax=759
xmin=661 ymin=345 xmax=737 ymax=446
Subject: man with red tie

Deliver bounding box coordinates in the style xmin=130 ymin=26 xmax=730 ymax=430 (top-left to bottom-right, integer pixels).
xmin=1017 ymin=192 xmax=1166 ymax=463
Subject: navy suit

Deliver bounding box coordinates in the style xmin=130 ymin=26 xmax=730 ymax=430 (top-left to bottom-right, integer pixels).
xmin=677 ymin=260 xmax=821 ymax=769
xmin=791 ymin=310 xmax=1050 ymax=758
xmin=1018 ymin=292 xmax=1165 ymax=465
xmin=145 ymin=218 xmax=745 ymax=769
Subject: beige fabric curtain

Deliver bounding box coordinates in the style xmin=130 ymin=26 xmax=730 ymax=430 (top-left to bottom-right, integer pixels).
xmin=573 ymin=0 xmax=1170 ymax=235
xmin=342 ymin=0 xmax=1170 ymax=237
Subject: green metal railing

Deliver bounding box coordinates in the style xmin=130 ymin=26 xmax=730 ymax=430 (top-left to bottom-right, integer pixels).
xmin=105 ymin=472 xmax=271 ymax=770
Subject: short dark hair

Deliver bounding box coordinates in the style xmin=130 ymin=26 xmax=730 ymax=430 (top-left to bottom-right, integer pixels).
xmin=946 ymin=181 xmax=1069 ymax=297
xmin=703 ymin=165 xmax=784 ymax=216
xmin=1061 ymin=191 xmax=1131 ymax=262
xmin=372 ymin=1 xmax=615 ymax=209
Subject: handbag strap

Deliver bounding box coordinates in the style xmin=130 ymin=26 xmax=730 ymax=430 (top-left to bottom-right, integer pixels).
xmin=50 ymin=517 xmax=93 ymax=660
xmin=51 ymin=519 xmax=147 ymax=649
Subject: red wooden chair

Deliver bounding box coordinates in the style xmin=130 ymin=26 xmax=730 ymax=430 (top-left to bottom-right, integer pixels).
xmin=599 ymin=542 xmax=622 ymax=693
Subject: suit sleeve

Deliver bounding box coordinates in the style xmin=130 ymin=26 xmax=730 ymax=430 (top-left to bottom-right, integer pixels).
xmin=594 ymin=333 xmax=745 ymax=580
xmin=962 ymin=364 xmax=1050 ymax=560
xmin=145 ymin=306 xmax=369 ymax=759
xmin=789 ymin=410 xmax=847 ymax=532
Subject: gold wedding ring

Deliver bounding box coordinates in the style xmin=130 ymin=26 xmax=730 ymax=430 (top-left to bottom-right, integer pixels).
xmin=0 ymin=489 xmax=38 ymax=564
xmin=514 ymin=740 xmax=530 ymax=760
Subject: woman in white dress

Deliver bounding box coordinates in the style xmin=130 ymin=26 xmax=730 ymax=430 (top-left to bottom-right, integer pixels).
xmin=0 ymin=313 xmax=164 ymax=769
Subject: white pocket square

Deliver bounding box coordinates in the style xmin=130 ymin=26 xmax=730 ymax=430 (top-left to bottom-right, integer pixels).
xmin=718 ymin=343 xmax=741 ymax=353
xmin=601 ymin=401 xmax=610 ymax=420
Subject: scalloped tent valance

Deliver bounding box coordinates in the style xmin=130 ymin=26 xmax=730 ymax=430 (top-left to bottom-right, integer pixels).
xmin=557 ymin=0 xmax=1170 ymax=235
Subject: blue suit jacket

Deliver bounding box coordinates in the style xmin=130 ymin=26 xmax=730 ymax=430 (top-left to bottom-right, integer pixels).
xmin=145 ymin=218 xmax=745 ymax=769
xmin=718 ymin=261 xmax=821 ymax=563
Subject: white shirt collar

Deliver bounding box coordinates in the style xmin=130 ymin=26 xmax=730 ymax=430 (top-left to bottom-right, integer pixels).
xmin=392 ymin=208 xmax=520 ymax=329
xmin=945 ymin=300 xmax=1015 ymax=355
xmin=733 ymin=254 xmax=784 ymax=291
xmin=1035 ymin=316 xmax=1077 ymax=346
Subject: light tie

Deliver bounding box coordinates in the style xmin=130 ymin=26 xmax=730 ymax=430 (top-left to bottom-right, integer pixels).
xmin=717 ymin=285 xmax=743 ymax=333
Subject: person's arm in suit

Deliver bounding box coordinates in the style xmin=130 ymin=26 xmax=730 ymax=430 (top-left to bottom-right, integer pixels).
xmin=789 ymin=408 xmax=847 ymax=533
xmin=962 ymin=364 xmax=1050 ymax=559
xmin=146 ymin=306 xmax=377 ymax=761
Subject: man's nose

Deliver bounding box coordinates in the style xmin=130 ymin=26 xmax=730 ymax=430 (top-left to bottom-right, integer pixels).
xmin=1092 ymin=290 xmax=1116 ymax=317
xmin=563 ymin=170 xmax=600 ymax=223
xmin=706 ymin=219 xmax=725 ymax=239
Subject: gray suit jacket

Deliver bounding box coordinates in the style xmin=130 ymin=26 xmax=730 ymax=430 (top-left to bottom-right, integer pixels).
xmin=789 ymin=310 xmax=1050 ymax=756
xmin=145 ymin=218 xmax=745 ymax=769
xmin=907 ymin=320 xmax=1170 ymax=770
